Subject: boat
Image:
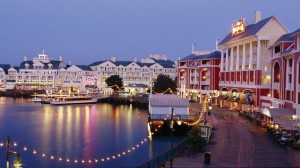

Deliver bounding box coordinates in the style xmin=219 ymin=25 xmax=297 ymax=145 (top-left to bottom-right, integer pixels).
xmin=50 ymin=95 xmax=98 ymax=105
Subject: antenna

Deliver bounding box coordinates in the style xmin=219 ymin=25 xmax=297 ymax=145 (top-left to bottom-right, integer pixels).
xmin=42 ymin=48 xmax=45 ymax=55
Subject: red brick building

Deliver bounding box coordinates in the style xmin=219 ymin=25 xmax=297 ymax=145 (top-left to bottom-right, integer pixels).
xmin=177 ymin=50 xmax=221 ymax=105
xmin=270 ymin=28 xmax=300 ymax=119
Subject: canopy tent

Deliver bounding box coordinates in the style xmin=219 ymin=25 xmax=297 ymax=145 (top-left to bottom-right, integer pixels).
xmin=262 ymin=108 xmax=294 ymax=118
xmin=273 ymin=118 xmax=300 ymax=131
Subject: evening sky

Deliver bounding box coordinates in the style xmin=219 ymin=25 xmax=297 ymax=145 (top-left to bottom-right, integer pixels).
xmin=0 ymin=0 xmax=299 ymax=66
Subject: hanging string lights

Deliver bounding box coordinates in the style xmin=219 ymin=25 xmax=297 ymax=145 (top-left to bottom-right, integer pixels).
xmin=0 ymin=123 xmax=164 ymax=165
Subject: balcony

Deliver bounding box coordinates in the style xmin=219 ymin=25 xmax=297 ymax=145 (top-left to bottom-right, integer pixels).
xmin=201 ymin=80 xmax=210 ymax=85
xmin=273 ymin=82 xmax=280 ymax=89
xmin=286 ymin=83 xmax=293 ymax=90
xmin=179 ymin=80 xmax=186 ymax=84
xmin=189 ymin=80 xmax=199 ymax=85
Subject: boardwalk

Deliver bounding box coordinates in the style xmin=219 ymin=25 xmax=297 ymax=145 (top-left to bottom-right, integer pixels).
xmin=164 ymin=104 xmax=300 ymax=167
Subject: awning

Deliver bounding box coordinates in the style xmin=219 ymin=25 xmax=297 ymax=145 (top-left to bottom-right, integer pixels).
xmin=217 ymin=95 xmax=228 ymax=100
xmin=237 ymin=98 xmax=253 ymax=104
xmin=227 ymin=96 xmax=239 ymax=102
xmin=262 ymin=108 xmax=294 ymax=118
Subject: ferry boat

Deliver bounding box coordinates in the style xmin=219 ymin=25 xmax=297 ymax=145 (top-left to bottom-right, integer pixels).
xmin=50 ymin=95 xmax=98 ymax=105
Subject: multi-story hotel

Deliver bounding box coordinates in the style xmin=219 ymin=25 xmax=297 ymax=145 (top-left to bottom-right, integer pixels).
xmin=177 ymin=50 xmax=221 ymax=105
xmin=2 ymin=52 xmax=177 ymax=94
xmin=89 ymin=54 xmax=177 ymax=94
xmin=269 ymin=28 xmax=300 ymax=118
xmin=56 ymin=65 xmax=95 ymax=92
xmin=14 ymin=51 xmax=66 ymax=90
xmin=218 ymin=11 xmax=289 ymax=111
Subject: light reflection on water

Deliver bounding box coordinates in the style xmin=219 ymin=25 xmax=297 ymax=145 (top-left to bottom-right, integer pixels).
xmin=0 ymin=97 xmax=182 ymax=168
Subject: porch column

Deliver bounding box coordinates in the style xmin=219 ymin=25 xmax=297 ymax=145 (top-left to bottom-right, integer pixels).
xmin=236 ymin=45 xmax=240 ymax=70
xmin=230 ymin=47 xmax=234 ymax=71
xmin=257 ymin=40 xmax=261 ymax=69
xmin=249 ymin=41 xmax=253 ymax=69
xmin=221 ymin=49 xmax=224 ymax=72
xmin=225 ymin=48 xmax=229 ymax=71
xmin=242 ymin=43 xmax=246 ymax=70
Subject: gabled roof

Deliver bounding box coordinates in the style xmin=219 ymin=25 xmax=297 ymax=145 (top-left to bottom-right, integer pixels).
xmin=179 ymin=51 xmax=221 ymax=62
xmin=0 ymin=64 xmax=11 ymax=74
xmin=76 ymin=65 xmax=93 ymax=71
xmin=275 ymin=28 xmax=300 ymax=43
xmin=89 ymin=60 xmax=106 ymax=66
xmin=149 ymin=94 xmax=189 ymax=107
xmin=19 ymin=60 xmax=63 ymax=69
xmin=219 ymin=16 xmax=273 ymax=46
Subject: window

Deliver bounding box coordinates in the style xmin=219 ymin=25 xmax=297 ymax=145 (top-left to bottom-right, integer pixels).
xmin=275 ymin=45 xmax=280 ymax=53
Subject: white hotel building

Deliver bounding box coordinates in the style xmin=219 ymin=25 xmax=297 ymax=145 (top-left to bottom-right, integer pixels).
xmin=2 ymin=52 xmax=177 ymax=93
xmin=89 ymin=54 xmax=177 ymax=92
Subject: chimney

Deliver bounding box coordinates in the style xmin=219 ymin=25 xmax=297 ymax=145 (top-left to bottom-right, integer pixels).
xmin=68 ymin=60 xmax=72 ymax=66
xmin=59 ymin=56 xmax=63 ymax=61
xmin=133 ymin=57 xmax=137 ymax=62
xmin=24 ymin=56 xmax=27 ymax=61
xmin=254 ymin=10 xmax=261 ymax=24
xmin=111 ymin=56 xmax=116 ymax=62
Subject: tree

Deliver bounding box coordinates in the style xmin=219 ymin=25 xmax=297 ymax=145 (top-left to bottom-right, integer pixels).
xmin=185 ymin=125 xmax=206 ymax=152
xmin=105 ymin=75 xmax=124 ymax=91
xmin=153 ymin=74 xmax=177 ymax=94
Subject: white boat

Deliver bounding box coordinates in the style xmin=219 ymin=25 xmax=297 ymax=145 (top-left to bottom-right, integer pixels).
xmin=32 ymin=97 xmax=42 ymax=102
xmin=50 ymin=96 xmax=98 ymax=105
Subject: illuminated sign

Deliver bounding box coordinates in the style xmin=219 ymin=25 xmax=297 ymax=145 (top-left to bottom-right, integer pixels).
xmin=232 ymin=18 xmax=246 ymax=35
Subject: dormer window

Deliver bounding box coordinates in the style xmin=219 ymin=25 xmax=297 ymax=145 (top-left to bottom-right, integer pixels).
xmin=25 ymin=63 xmax=29 ymax=69
xmin=275 ymin=45 xmax=280 ymax=53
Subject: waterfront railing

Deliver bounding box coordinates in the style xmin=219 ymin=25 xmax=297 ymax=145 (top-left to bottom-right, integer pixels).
xmin=137 ymin=140 xmax=188 ymax=168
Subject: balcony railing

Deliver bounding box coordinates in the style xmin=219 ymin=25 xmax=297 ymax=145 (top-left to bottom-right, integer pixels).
xmin=201 ymin=80 xmax=210 ymax=85
xmin=273 ymin=82 xmax=280 ymax=89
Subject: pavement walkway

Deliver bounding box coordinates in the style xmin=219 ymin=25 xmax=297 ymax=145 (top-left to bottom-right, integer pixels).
xmin=163 ymin=103 xmax=300 ymax=168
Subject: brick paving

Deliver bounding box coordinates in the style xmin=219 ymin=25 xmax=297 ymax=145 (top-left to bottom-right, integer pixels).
xmin=163 ymin=103 xmax=300 ymax=168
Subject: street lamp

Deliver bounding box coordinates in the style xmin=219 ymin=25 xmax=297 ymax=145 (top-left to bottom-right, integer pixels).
xmin=6 ymin=136 xmax=24 ymax=168
xmin=170 ymin=107 xmax=174 ymax=168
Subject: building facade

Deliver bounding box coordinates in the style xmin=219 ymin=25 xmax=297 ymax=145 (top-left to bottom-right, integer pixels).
xmin=218 ymin=11 xmax=289 ymax=111
xmin=89 ymin=54 xmax=177 ymax=91
xmin=177 ymin=51 xmax=221 ymax=105
xmin=270 ymin=28 xmax=300 ymax=119
xmin=14 ymin=51 xmax=66 ymax=90
xmin=0 ymin=64 xmax=10 ymax=91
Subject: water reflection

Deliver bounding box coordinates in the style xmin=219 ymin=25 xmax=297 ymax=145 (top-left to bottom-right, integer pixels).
xmin=0 ymin=97 xmax=182 ymax=168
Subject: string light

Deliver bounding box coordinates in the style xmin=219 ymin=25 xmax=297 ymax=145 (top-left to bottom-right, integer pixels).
xmin=0 ymin=122 xmax=165 ymax=165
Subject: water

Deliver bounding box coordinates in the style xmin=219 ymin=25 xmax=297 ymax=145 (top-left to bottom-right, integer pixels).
xmin=0 ymin=97 xmax=182 ymax=168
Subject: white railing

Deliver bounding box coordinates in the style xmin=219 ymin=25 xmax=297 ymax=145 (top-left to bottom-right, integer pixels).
xmin=201 ymin=80 xmax=210 ymax=85
xmin=274 ymin=53 xmax=280 ymax=57
xmin=261 ymin=83 xmax=271 ymax=88
xmin=273 ymin=82 xmax=280 ymax=89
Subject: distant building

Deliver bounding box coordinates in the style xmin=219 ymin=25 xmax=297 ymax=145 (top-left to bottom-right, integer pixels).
xmin=89 ymin=54 xmax=177 ymax=92
xmin=218 ymin=11 xmax=289 ymax=111
xmin=56 ymin=65 xmax=96 ymax=92
xmin=15 ymin=50 xmax=65 ymax=90
xmin=177 ymin=50 xmax=221 ymax=105
xmin=0 ymin=64 xmax=11 ymax=91
xmin=269 ymin=28 xmax=300 ymax=119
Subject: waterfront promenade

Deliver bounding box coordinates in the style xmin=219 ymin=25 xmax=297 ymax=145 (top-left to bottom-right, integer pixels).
xmin=164 ymin=103 xmax=300 ymax=167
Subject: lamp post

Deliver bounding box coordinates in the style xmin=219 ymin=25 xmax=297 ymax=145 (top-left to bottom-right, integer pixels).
xmin=6 ymin=136 xmax=24 ymax=168
xmin=170 ymin=107 xmax=174 ymax=168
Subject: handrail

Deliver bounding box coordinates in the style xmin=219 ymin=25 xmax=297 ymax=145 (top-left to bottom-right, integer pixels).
xmin=137 ymin=140 xmax=188 ymax=168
